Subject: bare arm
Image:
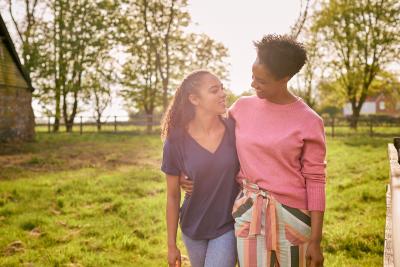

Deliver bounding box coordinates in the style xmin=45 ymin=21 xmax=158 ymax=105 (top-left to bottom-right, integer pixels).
xmin=306 ymin=211 xmax=324 ymax=267
xmin=310 ymin=211 xmax=324 ymax=244
xmin=166 ymin=174 xmax=181 ymax=267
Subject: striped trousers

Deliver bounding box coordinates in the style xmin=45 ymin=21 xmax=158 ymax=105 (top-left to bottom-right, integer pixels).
xmin=232 ymin=180 xmax=311 ymax=267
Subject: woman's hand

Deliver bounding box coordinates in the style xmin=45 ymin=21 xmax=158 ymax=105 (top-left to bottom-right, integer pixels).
xmin=179 ymin=173 xmax=193 ymax=195
xmin=306 ymin=241 xmax=324 ymax=267
xmin=168 ymin=245 xmax=181 ymax=267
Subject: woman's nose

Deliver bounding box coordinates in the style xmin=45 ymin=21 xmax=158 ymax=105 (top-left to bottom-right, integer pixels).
xmin=251 ymin=80 xmax=257 ymax=89
xmin=219 ymin=88 xmax=226 ymax=97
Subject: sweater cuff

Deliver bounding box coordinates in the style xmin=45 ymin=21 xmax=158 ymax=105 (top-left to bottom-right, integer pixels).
xmin=306 ymin=184 xmax=326 ymax=211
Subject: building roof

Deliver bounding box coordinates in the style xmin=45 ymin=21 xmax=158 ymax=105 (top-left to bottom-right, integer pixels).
xmin=365 ymin=93 xmax=385 ymax=102
xmin=0 ymin=14 xmax=34 ymax=92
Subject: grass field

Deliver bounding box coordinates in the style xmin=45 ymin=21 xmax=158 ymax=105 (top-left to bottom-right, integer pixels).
xmin=0 ymin=131 xmax=395 ymax=266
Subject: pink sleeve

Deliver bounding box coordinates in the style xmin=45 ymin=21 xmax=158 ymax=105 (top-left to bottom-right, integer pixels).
xmin=301 ymin=117 xmax=327 ymax=211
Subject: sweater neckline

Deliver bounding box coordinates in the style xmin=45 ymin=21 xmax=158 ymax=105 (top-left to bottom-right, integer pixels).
xmin=261 ymin=96 xmax=303 ymax=111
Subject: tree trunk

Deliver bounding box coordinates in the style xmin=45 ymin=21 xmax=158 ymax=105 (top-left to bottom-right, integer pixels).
xmin=66 ymin=121 xmax=73 ymax=132
xmin=53 ymin=94 xmax=61 ymax=132
xmin=350 ymin=107 xmax=361 ymax=129
xmin=146 ymin=114 xmax=153 ymax=134
xmin=97 ymin=119 xmax=102 ymax=131
xmin=53 ymin=117 xmax=60 ymax=132
xmin=163 ymin=80 xmax=168 ymax=112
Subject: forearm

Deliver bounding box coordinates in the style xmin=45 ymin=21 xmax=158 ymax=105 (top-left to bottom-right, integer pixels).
xmin=166 ymin=194 xmax=180 ymax=247
xmin=310 ymin=210 xmax=324 ymax=243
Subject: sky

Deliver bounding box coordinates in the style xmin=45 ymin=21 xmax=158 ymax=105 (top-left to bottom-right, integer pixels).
xmin=187 ymin=0 xmax=302 ymax=94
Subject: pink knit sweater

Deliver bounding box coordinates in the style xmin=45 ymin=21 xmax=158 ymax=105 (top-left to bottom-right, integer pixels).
xmin=229 ymin=96 xmax=327 ymax=211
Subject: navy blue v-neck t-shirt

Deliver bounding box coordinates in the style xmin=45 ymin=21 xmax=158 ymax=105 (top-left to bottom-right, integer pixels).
xmin=161 ymin=117 xmax=240 ymax=240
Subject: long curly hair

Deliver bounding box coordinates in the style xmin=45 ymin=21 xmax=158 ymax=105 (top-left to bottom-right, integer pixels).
xmin=161 ymin=70 xmax=212 ymax=140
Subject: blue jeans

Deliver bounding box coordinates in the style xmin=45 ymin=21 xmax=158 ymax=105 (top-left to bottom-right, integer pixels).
xmin=181 ymin=229 xmax=237 ymax=267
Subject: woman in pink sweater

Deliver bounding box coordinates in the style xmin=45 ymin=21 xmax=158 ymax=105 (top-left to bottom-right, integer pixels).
xmin=229 ymin=35 xmax=326 ymax=267
xmin=181 ymin=34 xmax=326 ymax=267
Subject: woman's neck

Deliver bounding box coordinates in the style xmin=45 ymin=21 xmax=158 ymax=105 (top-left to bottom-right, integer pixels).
xmin=266 ymin=87 xmax=298 ymax=105
xmin=188 ymin=113 xmax=221 ymax=136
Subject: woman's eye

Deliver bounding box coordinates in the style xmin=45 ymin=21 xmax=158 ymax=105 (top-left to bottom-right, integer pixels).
xmin=257 ymin=79 xmax=265 ymax=85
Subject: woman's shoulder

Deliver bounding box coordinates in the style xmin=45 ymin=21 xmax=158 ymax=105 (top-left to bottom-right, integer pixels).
xmin=222 ymin=116 xmax=236 ymax=131
xmin=164 ymin=129 xmax=185 ymax=147
xmin=298 ymin=101 xmax=324 ymax=125
xmin=233 ymin=95 xmax=258 ymax=106
xmin=229 ymin=95 xmax=259 ymax=118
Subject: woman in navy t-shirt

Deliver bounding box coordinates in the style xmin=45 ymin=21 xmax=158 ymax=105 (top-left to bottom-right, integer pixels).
xmin=161 ymin=70 xmax=240 ymax=267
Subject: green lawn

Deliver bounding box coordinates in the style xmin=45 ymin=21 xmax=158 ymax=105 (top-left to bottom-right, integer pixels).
xmin=0 ymin=132 xmax=394 ymax=266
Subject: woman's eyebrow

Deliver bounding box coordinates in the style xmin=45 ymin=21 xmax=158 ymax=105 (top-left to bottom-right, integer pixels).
xmin=208 ymin=83 xmax=222 ymax=90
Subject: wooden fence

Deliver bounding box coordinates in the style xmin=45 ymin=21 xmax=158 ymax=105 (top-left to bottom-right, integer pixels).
xmin=384 ymin=138 xmax=400 ymax=266
xmin=34 ymin=115 xmax=400 ymax=136
xmin=323 ymin=115 xmax=400 ymax=137
xmin=34 ymin=115 xmax=163 ymax=134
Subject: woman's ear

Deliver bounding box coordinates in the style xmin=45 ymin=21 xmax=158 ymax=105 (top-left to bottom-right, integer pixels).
xmin=188 ymin=94 xmax=199 ymax=106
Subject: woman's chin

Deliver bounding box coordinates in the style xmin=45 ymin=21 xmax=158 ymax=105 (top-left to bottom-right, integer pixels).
xmin=217 ymin=107 xmax=227 ymax=115
xmin=255 ymin=91 xmax=265 ymax=99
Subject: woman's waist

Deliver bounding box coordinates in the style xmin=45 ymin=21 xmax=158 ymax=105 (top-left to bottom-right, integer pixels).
xmin=237 ymin=177 xmax=308 ymax=210
xmin=237 ymin=173 xmax=306 ymax=192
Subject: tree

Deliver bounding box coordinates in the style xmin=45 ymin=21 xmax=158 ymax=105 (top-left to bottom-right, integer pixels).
xmin=83 ymin=54 xmax=115 ymax=131
xmin=120 ymin=36 xmax=161 ymax=134
xmin=313 ymin=0 xmax=400 ymax=128
xmin=290 ymin=0 xmax=311 ymax=38
xmin=291 ymin=33 xmax=321 ymax=109
xmin=2 ymin=0 xmax=63 ymax=130
xmin=2 ymin=0 xmax=44 ymax=79
xmin=289 ymin=0 xmax=322 ymax=109
xmin=318 ymin=70 xmax=400 ymax=116
xmin=317 ymin=78 xmax=347 ymax=113
xmin=36 ymin=0 xmax=119 ymax=132
xmin=119 ymin=0 xmax=230 ymax=132
xmin=184 ymin=33 xmax=230 ymax=81
xmin=139 ymin=0 xmax=187 ymax=111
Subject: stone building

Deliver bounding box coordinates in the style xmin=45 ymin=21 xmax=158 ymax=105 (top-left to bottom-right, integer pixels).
xmin=0 ymin=14 xmax=35 ymax=142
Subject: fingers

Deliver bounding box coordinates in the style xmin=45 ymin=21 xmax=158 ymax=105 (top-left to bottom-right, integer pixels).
xmin=179 ymin=174 xmax=186 ymax=184
xmin=306 ymin=256 xmax=311 ymax=267
xmin=180 ymin=177 xmax=193 ymax=186
xmin=308 ymin=258 xmax=324 ymax=267
xmin=181 ymin=183 xmax=193 ymax=189
xmin=181 ymin=184 xmax=193 ymax=194
xmin=179 ymin=173 xmax=194 ymax=195
xmin=169 ymin=256 xmax=181 ymax=267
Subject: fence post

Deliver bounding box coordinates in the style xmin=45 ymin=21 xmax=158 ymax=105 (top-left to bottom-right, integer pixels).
xmin=114 ymin=116 xmax=117 ymax=132
xmin=331 ymin=116 xmax=335 ymax=138
xmin=386 ymin=138 xmax=400 ymax=266
xmin=369 ymin=116 xmax=374 ymax=137
xmin=80 ymin=116 xmax=83 ymax=135
xmin=48 ymin=117 xmax=51 ymax=133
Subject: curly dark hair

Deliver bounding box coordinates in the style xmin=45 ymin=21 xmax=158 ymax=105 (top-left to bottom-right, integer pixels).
xmin=254 ymin=34 xmax=307 ymax=80
xmin=161 ymin=70 xmax=212 ymax=140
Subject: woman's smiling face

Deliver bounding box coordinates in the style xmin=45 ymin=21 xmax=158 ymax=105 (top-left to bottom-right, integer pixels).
xmin=189 ymin=73 xmax=227 ymax=115
xmin=251 ymin=58 xmax=288 ymax=100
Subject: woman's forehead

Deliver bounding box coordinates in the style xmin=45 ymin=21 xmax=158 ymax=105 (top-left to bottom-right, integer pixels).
xmin=201 ymin=73 xmax=219 ymax=83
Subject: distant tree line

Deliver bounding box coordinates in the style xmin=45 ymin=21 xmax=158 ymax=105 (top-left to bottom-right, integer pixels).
xmin=1 ymin=0 xmax=229 ymax=133
xmin=2 ymin=0 xmax=400 ymax=131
